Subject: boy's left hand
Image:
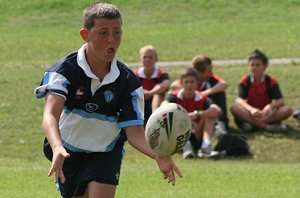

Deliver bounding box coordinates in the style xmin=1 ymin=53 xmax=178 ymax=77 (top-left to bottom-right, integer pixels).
xmin=261 ymin=104 xmax=273 ymax=120
xmin=155 ymin=156 xmax=182 ymax=186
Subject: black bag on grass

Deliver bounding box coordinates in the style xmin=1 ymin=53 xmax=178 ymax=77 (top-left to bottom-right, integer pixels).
xmin=214 ymin=134 xmax=251 ymax=157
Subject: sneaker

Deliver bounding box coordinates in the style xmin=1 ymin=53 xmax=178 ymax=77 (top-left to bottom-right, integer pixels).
xmin=296 ymin=117 xmax=300 ymax=127
xmin=241 ymin=122 xmax=253 ymax=132
xmin=266 ymin=123 xmax=287 ymax=132
xmin=197 ymin=149 xmax=226 ymax=159
xmin=215 ymin=121 xmax=227 ymax=137
xmin=197 ymin=143 xmax=212 ymax=158
xmin=182 ymin=141 xmax=195 ymax=159
xmin=210 ymin=150 xmax=226 ymax=159
xmin=197 ymin=149 xmax=209 ymax=158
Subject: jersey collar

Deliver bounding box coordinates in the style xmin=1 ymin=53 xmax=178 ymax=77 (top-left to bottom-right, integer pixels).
xmin=250 ymin=74 xmax=265 ymax=83
xmin=138 ymin=66 xmax=160 ymax=79
xmin=77 ymin=44 xmax=120 ymax=85
xmin=177 ymin=89 xmax=202 ymax=101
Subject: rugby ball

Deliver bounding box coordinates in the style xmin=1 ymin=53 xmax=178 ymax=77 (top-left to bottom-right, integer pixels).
xmin=145 ymin=103 xmax=192 ymax=156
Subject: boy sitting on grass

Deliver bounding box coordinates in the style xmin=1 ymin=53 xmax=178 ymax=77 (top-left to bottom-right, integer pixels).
xmin=171 ymin=55 xmax=228 ymax=136
xmin=230 ymin=49 xmax=293 ymax=132
xmin=134 ymin=45 xmax=170 ymax=126
xmin=163 ymin=67 xmax=221 ymax=159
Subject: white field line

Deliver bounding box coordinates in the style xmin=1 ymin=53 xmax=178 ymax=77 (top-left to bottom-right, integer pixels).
xmin=126 ymin=58 xmax=300 ymax=67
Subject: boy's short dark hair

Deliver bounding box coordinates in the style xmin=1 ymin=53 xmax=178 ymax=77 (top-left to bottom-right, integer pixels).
xmin=191 ymin=55 xmax=212 ymax=72
xmin=248 ymin=49 xmax=269 ymax=65
xmin=83 ymin=2 xmax=122 ymax=30
xmin=180 ymin=67 xmax=199 ymax=81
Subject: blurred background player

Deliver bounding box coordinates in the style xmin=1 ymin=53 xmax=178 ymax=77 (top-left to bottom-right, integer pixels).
xmin=134 ymin=45 xmax=170 ymax=125
xmin=163 ymin=67 xmax=221 ymax=158
xmin=171 ymin=55 xmax=228 ymax=136
xmin=230 ymin=49 xmax=293 ymax=132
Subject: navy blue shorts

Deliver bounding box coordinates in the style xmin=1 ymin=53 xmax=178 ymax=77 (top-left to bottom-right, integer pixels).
xmin=43 ymin=137 xmax=125 ymax=198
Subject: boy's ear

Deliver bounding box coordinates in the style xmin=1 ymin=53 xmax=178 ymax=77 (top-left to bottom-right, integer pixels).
xmin=80 ymin=29 xmax=89 ymax=42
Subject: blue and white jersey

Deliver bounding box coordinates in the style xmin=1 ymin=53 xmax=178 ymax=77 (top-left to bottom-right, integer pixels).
xmin=35 ymin=44 xmax=144 ymax=152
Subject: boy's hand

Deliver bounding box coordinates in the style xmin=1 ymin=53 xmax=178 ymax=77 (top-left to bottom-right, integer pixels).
xmin=143 ymin=90 xmax=152 ymax=100
xmin=261 ymin=104 xmax=273 ymax=120
xmin=48 ymin=146 xmax=70 ymax=183
xmin=250 ymin=109 xmax=264 ymax=120
xmin=155 ymin=155 xmax=182 ymax=186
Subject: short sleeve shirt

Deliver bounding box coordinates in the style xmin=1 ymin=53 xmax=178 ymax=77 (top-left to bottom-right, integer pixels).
xmin=165 ymin=89 xmax=213 ymax=112
xmin=35 ymin=44 xmax=144 ymax=152
xmin=238 ymin=75 xmax=282 ymax=110
xmin=134 ymin=67 xmax=169 ymax=101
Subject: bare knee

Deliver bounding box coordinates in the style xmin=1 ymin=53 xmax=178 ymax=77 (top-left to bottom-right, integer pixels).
xmin=280 ymin=106 xmax=293 ymax=118
xmin=230 ymin=104 xmax=242 ymax=115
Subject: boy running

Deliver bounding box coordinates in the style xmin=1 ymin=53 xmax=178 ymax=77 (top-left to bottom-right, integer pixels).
xmin=35 ymin=3 xmax=181 ymax=198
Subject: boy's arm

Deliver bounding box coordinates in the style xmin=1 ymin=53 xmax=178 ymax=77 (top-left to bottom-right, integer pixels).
xmin=188 ymin=98 xmax=221 ymax=120
xmin=170 ymin=79 xmax=182 ymax=90
xmin=236 ymin=97 xmax=260 ymax=115
xmin=201 ymin=79 xmax=227 ymax=96
xmin=125 ymin=125 xmax=182 ymax=185
xmin=271 ymin=98 xmax=285 ymax=109
xmin=43 ymin=94 xmax=70 ymax=183
xmin=148 ymin=79 xmax=170 ymax=96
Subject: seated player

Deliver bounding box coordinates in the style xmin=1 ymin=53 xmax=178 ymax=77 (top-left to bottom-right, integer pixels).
xmin=134 ymin=45 xmax=170 ymax=125
xmin=163 ymin=67 xmax=221 ymax=158
xmin=171 ymin=55 xmax=228 ymax=135
xmin=230 ymin=49 xmax=293 ymax=132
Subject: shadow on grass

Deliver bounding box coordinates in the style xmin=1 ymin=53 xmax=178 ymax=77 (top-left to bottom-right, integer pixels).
xmin=227 ymin=123 xmax=300 ymax=141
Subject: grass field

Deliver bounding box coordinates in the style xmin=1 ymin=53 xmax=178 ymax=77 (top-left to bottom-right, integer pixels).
xmin=1 ymin=0 xmax=300 ymax=197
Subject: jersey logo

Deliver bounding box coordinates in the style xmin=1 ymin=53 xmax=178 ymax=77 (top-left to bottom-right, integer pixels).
xmin=85 ymin=103 xmax=98 ymax=112
xmin=104 ymin=90 xmax=114 ymax=103
xmin=75 ymin=86 xmax=85 ymax=100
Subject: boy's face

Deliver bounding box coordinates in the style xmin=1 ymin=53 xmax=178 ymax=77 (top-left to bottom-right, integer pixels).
xmin=140 ymin=50 xmax=157 ymax=69
xmin=249 ymin=58 xmax=267 ymax=76
xmin=197 ymin=65 xmax=212 ymax=82
xmin=181 ymin=75 xmax=198 ymax=92
xmin=81 ymin=18 xmax=122 ymax=64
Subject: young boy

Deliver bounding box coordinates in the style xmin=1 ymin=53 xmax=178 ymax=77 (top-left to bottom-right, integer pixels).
xmin=230 ymin=49 xmax=293 ymax=132
xmin=134 ymin=45 xmax=170 ymax=125
xmin=34 ymin=3 xmax=181 ymax=198
xmin=163 ymin=67 xmax=221 ymax=158
xmin=171 ymin=55 xmax=228 ymax=135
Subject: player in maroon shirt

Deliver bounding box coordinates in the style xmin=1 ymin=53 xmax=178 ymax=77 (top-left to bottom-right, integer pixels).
xmin=171 ymin=55 xmax=228 ymax=135
xmin=163 ymin=67 xmax=221 ymax=158
xmin=134 ymin=45 xmax=170 ymax=126
xmin=230 ymin=49 xmax=293 ymax=132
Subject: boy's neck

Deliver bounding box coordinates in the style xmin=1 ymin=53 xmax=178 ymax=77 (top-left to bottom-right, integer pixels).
xmin=85 ymin=49 xmax=111 ymax=81
xmin=144 ymin=66 xmax=155 ymax=78
xmin=252 ymin=74 xmax=265 ymax=84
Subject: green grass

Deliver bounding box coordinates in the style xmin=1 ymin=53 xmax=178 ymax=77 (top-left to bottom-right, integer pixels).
xmin=1 ymin=0 xmax=300 ymax=65
xmin=1 ymin=0 xmax=300 ymax=197
xmin=1 ymin=63 xmax=300 ymax=197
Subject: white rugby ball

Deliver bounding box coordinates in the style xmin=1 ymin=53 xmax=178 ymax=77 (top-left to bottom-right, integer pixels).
xmin=145 ymin=103 xmax=192 ymax=156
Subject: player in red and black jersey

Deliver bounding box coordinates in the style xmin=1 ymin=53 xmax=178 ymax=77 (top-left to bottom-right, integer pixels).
xmin=231 ymin=49 xmax=293 ymax=132
xmin=134 ymin=45 xmax=170 ymax=125
xmin=163 ymin=67 xmax=221 ymax=158
xmin=171 ymin=55 xmax=228 ymax=135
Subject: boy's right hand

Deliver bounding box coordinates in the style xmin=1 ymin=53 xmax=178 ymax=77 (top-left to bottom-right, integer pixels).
xmin=48 ymin=146 xmax=70 ymax=183
xmin=250 ymin=109 xmax=264 ymax=120
xmin=155 ymin=155 xmax=182 ymax=186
